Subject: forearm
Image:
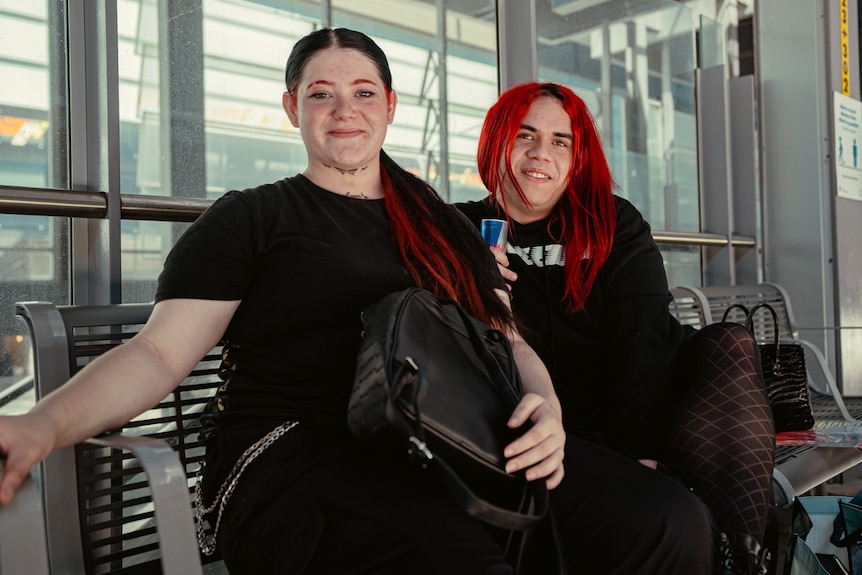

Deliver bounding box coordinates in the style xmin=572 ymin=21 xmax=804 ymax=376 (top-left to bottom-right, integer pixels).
xmin=26 ymin=298 xmax=238 ymax=451
xmin=511 ymin=338 xmax=562 ymax=417
xmin=27 ymin=335 xmax=188 ymax=450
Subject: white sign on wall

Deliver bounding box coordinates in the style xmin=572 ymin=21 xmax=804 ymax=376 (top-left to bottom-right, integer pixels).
xmin=834 ymin=91 xmax=862 ymax=201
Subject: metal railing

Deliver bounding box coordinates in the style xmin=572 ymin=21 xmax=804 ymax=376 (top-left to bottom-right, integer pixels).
xmin=0 ymin=185 xmax=756 ymax=246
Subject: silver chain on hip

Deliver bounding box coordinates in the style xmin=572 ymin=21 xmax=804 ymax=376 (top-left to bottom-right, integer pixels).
xmin=194 ymin=420 xmax=299 ymax=556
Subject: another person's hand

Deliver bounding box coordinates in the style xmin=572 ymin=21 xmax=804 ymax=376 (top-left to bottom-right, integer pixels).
xmin=490 ymin=246 xmax=517 ymax=285
xmin=0 ymin=414 xmax=56 ymax=505
xmin=503 ymin=392 xmax=565 ymax=489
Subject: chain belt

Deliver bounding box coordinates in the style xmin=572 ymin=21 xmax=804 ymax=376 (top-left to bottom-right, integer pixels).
xmin=194 ymin=420 xmax=299 ymax=556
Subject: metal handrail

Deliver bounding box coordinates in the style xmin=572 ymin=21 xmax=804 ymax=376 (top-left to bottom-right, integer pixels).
xmin=0 ymin=185 xmax=210 ymax=222
xmin=0 ymin=185 xmax=757 ymax=246
xmin=652 ymin=230 xmax=756 ymax=247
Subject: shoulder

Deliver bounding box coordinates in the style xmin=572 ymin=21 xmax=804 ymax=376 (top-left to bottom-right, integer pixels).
xmin=612 ymin=195 xmax=654 ymax=240
xmin=204 ymin=176 xmax=306 ymax=219
xmin=452 ymin=197 xmax=495 ymax=227
xmin=613 ymin=195 xmax=646 ymax=226
xmin=229 ymin=175 xmax=306 ymax=205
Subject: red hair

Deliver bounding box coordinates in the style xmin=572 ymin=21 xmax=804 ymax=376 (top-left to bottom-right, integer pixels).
xmin=478 ymin=82 xmax=616 ymax=312
xmin=380 ymin=152 xmax=511 ymax=328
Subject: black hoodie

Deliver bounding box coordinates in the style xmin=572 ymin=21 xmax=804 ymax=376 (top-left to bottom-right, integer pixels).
xmin=455 ymin=196 xmax=686 ymax=461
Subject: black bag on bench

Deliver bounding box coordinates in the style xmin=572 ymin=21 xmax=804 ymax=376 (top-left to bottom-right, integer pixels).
xmin=722 ymin=302 xmax=814 ymax=432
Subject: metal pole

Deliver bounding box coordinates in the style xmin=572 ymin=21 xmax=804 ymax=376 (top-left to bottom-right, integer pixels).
xmin=436 ymin=0 xmax=450 ymax=200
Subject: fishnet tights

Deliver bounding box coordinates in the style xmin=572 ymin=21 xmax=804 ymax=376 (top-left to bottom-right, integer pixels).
xmin=665 ymin=323 xmax=775 ymax=543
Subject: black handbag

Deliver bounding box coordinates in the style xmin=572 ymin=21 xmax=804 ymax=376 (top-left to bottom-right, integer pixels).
xmin=348 ymin=287 xmax=551 ymax=569
xmin=722 ymin=302 xmax=814 ymax=432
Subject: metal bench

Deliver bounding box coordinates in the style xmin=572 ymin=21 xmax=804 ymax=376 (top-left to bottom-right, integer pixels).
xmin=669 ymin=284 xmax=862 ymax=505
xmin=4 ymin=285 xmax=862 ymax=571
xmin=0 ymin=301 xmax=226 ymax=574
xmin=685 ymin=282 xmax=857 ymax=421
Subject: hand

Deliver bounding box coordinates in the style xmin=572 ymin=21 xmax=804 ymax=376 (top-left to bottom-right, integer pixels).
xmin=638 ymin=459 xmax=659 ymax=470
xmin=0 ymin=413 xmax=57 ymax=506
xmin=490 ymin=246 xmax=517 ymax=286
xmin=503 ymin=392 xmax=566 ymax=489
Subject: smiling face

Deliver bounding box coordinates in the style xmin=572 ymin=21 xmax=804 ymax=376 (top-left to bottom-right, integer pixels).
xmin=283 ymin=47 xmax=397 ymax=184
xmin=500 ymin=96 xmax=574 ymax=224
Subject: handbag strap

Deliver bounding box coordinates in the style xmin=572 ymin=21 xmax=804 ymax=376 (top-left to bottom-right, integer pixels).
xmin=428 ymin=442 xmax=550 ymax=531
xmin=721 ymin=303 xmax=751 ymax=323
xmin=387 ymin=360 xmax=548 ymax=531
xmin=721 ymin=301 xmax=781 ymax=349
xmin=745 ymin=302 xmax=780 ymax=348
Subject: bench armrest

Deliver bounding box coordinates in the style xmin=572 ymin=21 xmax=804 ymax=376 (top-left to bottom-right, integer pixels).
xmin=774 ymin=446 xmax=862 ymax=504
xmin=87 ymin=433 xmax=203 ymax=575
xmin=0 ymin=463 xmax=51 ymax=575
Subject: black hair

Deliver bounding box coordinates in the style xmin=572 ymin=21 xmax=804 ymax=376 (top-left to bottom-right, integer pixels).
xmin=284 ymin=28 xmax=392 ymax=93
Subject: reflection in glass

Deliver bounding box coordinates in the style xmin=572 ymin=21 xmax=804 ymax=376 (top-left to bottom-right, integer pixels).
xmin=536 ymin=1 xmax=697 ymax=225
xmin=535 ymin=0 xmax=699 ymax=280
xmin=699 ymin=14 xmax=725 ymax=69
xmin=334 ymin=0 xmax=498 ymax=203
xmin=0 ymin=3 xmax=69 ymax=401
xmin=118 ymin=0 xmax=499 ymax=302
xmin=0 ymin=215 xmax=68 ymax=414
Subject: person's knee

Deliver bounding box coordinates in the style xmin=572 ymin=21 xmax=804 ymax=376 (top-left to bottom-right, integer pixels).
xmin=705 ymin=321 xmax=758 ymax=354
xmin=648 ymin=484 xmax=715 ymax=571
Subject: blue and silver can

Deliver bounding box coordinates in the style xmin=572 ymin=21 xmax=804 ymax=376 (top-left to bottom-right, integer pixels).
xmin=480 ymin=219 xmax=508 ymax=251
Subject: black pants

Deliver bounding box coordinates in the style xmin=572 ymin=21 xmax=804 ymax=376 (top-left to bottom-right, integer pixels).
xmin=215 ymin=425 xmax=713 ymax=575
xmin=545 ymin=437 xmax=714 ymax=575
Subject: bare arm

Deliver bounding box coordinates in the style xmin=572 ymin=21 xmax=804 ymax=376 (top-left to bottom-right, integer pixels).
xmin=493 ymin=288 xmax=566 ymax=489
xmin=0 ymin=298 xmax=239 ymax=504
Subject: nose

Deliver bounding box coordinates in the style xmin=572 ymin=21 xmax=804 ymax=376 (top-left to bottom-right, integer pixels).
xmin=526 ymin=137 xmax=552 ymax=160
xmin=332 ymin=96 xmax=357 ymax=120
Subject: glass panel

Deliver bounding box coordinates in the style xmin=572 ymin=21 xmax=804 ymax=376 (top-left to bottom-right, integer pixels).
xmin=699 ymin=14 xmax=725 ymax=69
xmin=0 ymin=315 xmax=34 ymax=415
xmin=0 ymin=3 xmax=53 ymax=180
xmin=118 ymin=0 xmax=320 ymax=302
xmin=0 ymin=2 xmax=69 ymax=409
xmin=0 ymin=215 xmax=68 ymax=414
xmin=536 ymin=0 xmax=699 ymax=279
xmin=662 ymin=245 xmax=702 ymax=288
xmin=333 ymin=0 xmax=498 ymax=202
xmin=119 ymin=0 xmax=499 ymax=302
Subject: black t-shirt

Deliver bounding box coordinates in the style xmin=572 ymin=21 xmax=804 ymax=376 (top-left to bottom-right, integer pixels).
xmin=156 ymin=175 xmax=415 ymax=434
xmin=456 ymin=196 xmax=686 ymax=460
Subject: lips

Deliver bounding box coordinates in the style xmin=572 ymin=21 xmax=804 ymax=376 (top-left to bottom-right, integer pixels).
xmin=329 ymin=129 xmax=363 ymax=138
xmin=521 ymin=169 xmax=552 ymax=180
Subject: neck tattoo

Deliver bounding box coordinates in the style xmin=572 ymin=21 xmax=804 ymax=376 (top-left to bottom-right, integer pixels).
xmin=324 ymin=164 xmax=368 ymax=176
xmin=344 ymin=190 xmax=370 ymax=199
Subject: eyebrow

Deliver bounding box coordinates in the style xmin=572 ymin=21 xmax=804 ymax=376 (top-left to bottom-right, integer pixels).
xmin=520 ymin=123 xmax=573 ymax=140
xmin=305 ymin=78 xmax=379 ymax=90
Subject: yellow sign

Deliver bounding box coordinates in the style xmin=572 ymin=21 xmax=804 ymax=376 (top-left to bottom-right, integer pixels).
xmin=841 ymin=0 xmax=850 ymax=96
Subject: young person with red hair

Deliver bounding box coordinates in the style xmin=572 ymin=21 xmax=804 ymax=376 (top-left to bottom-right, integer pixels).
xmin=457 ymin=82 xmax=775 ymax=575
xmin=0 ymin=30 xmax=572 ymax=574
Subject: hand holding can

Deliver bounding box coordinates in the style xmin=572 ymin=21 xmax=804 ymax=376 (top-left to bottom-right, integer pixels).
xmin=481 ymin=219 xmax=508 ymax=251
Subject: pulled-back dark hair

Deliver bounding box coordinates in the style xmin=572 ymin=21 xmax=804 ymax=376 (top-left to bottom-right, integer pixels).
xmin=284 ymin=28 xmax=511 ymax=328
xmin=285 ymin=28 xmax=392 ymax=93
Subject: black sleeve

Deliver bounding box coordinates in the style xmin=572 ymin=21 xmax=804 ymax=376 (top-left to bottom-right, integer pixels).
xmin=601 ymin=199 xmax=686 ymax=460
xmin=155 ymin=190 xmax=258 ymax=302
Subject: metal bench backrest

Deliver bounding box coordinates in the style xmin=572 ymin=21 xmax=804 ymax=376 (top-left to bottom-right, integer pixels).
xmin=16 ymin=301 xmax=222 ymax=574
xmin=668 ymin=286 xmax=707 ymax=329
xmin=682 ymin=283 xmax=796 ymax=342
